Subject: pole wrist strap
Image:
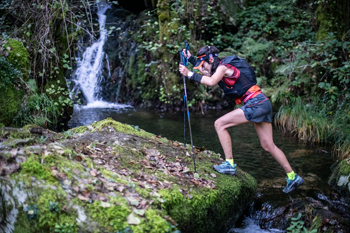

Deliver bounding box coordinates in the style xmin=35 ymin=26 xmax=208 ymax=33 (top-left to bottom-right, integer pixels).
xmin=188 ymin=55 xmax=196 ymax=66
xmin=189 ymin=72 xmax=203 ymax=83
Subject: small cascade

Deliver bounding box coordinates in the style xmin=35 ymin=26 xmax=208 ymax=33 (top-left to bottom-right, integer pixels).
xmin=71 ymin=1 xmax=132 ymax=109
xmin=73 ymin=1 xmax=110 ymax=104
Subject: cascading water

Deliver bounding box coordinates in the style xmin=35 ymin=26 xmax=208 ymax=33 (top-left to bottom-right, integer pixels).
xmin=71 ymin=1 xmax=131 ymax=109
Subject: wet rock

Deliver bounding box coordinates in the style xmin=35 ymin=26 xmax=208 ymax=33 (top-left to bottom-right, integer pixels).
xmin=329 ymin=159 xmax=350 ymax=203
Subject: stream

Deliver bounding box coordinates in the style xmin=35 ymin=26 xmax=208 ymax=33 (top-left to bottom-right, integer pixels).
xmin=68 ymin=106 xmax=349 ymax=232
xmin=66 ymin=2 xmax=349 ymax=231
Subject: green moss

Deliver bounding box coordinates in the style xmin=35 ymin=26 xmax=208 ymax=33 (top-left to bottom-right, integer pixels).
xmin=36 ymin=188 xmax=78 ymax=232
xmin=71 ymin=125 xmax=88 ymax=134
xmin=0 ymin=85 xmax=23 ymax=126
xmin=0 ymin=128 xmax=31 ymax=139
xmin=5 ymin=39 xmax=30 ymax=78
xmin=90 ymin=118 xmax=155 ymax=139
xmin=338 ymin=159 xmax=350 ymax=176
xmin=11 ymin=180 xmax=78 ymax=233
xmin=159 ymin=165 xmax=256 ymax=232
xmin=86 ymin=199 xmax=130 ymax=232
xmin=132 ymin=208 xmax=171 ymax=233
xmin=315 ymin=4 xmax=329 ymax=41
xmin=22 ymin=124 xmax=40 ymax=130
xmin=21 ymin=156 xmax=57 ymax=183
xmin=329 ymin=159 xmax=350 ymax=203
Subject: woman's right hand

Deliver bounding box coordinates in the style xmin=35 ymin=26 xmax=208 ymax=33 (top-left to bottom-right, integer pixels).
xmin=182 ymin=48 xmax=191 ymax=58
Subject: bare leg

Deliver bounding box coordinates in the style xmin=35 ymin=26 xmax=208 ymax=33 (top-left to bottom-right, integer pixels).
xmin=214 ymin=108 xmax=250 ymax=159
xmin=254 ymin=122 xmax=293 ymax=173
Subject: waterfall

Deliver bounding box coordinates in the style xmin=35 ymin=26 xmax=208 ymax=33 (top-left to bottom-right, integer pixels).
xmin=71 ymin=1 xmax=131 ymax=109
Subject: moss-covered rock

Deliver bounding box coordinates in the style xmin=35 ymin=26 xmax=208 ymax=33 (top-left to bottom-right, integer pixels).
xmin=4 ymin=39 xmax=30 ymax=78
xmin=0 ymin=119 xmax=256 ymax=232
xmin=0 ymin=85 xmax=23 ymax=126
xmin=329 ymin=158 xmax=350 ymax=203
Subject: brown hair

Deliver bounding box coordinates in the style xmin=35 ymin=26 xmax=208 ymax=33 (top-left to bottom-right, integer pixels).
xmin=197 ymin=46 xmax=221 ymax=75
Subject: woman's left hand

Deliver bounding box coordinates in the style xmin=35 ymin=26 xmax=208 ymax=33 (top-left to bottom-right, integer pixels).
xmin=179 ymin=64 xmax=189 ymax=77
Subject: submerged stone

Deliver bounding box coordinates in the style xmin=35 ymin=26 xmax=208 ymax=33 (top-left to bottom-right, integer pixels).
xmin=0 ymin=119 xmax=256 ymax=232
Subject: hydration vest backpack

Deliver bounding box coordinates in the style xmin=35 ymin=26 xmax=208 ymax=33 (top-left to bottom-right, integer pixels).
xmin=218 ymin=55 xmax=257 ymax=99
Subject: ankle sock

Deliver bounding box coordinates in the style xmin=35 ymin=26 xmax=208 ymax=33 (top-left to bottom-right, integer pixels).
xmin=226 ymin=159 xmax=234 ymax=167
xmin=287 ymin=171 xmax=295 ymax=180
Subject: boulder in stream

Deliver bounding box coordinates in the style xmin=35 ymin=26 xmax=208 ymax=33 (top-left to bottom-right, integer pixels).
xmin=0 ymin=119 xmax=256 ymax=233
xmin=329 ymin=158 xmax=350 ymax=203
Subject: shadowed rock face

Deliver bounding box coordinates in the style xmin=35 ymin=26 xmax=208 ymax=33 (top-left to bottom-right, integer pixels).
xmin=0 ymin=119 xmax=256 ymax=233
xmin=329 ymin=158 xmax=350 ymax=203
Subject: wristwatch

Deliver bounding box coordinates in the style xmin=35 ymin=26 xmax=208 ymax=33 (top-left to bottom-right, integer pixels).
xmin=187 ymin=71 xmax=194 ymax=77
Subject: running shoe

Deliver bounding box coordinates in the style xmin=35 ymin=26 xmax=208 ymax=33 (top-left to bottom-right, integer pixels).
xmin=283 ymin=174 xmax=304 ymax=193
xmin=213 ymin=161 xmax=236 ymax=175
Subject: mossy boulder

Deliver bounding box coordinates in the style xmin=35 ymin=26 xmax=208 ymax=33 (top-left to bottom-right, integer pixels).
xmin=4 ymin=38 xmax=30 ymax=78
xmin=329 ymin=158 xmax=350 ymax=203
xmin=0 ymin=119 xmax=256 ymax=233
xmin=0 ymin=85 xmax=23 ymax=126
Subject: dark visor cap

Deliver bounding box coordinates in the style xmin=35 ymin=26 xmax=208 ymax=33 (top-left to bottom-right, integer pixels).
xmin=193 ymin=54 xmax=217 ymax=69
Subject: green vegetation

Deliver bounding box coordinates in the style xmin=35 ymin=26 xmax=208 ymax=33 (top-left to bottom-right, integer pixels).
xmin=287 ymin=213 xmax=318 ymax=233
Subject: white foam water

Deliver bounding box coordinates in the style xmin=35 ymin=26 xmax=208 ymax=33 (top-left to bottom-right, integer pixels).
xmin=82 ymin=101 xmax=133 ymax=109
xmin=229 ymin=217 xmax=284 ymax=233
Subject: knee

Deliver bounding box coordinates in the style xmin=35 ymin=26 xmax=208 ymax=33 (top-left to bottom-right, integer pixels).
xmin=214 ymin=119 xmax=224 ymax=132
xmin=260 ymin=140 xmax=276 ymax=153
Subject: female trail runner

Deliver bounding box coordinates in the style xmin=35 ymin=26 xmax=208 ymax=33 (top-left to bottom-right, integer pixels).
xmin=178 ymin=45 xmax=303 ymax=193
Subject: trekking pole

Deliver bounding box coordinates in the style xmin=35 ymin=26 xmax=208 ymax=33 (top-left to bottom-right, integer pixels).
xmin=179 ymin=41 xmax=197 ymax=173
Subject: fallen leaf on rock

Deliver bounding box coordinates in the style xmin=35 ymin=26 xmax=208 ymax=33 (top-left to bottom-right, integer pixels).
xmin=127 ymin=213 xmax=141 ymax=225
xmin=100 ymin=201 xmax=111 ymax=208
xmin=116 ymin=186 xmax=125 ymax=193
xmin=210 ymin=173 xmax=217 ymax=178
xmin=146 ymin=149 xmax=160 ymax=157
xmin=75 ymin=154 xmax=84 ymax=162
xmin=72 ymin=186 xmax=79 ymax=193
xmin=54 ymin=172 xmax=67 ymax=180
xmin=129 ymin=160 xmax=136 ymax=164
xmin=73 ymin=169 xmax=80 ymax=175
xmin=90 ymin=170 xmax=97 ymax=177
xmin=164 ymin=216 xmax=177 ymax=226
xmin=141 ymin=159 xmax=150 ymax=166
xmin=139 ymin=200 xmax=147 ymax=208
xmin=10 ymin=148 xmax=18 ymax=158
xmin=77 ymin=195 xmax=90 ymax=201
xmin=162 ymin=168 xmax=171 ymax=176
xmin=133 ymin=208 xmax=145 ymax=216
xmin=127 ymin=197 xmax=139 ymax=206
xmin=52 ymin=170 xmax=58 ymax=177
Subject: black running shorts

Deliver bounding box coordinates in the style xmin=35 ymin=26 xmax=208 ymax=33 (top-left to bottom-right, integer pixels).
xmin=239 ymin=93 xmax=273 ymax=123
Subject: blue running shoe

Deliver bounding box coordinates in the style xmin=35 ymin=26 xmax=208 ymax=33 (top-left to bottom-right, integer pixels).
xmin=283 ymin=174 xmax=304 ymax=193
xmin=213 ymin=161 xmax=236 ymax=175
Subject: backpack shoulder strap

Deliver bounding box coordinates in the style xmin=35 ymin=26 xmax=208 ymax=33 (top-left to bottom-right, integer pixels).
xmin=221 ymin=55 xmax=257 ymax=84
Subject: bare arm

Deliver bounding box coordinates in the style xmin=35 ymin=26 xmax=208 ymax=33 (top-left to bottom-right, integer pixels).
xmin=200 ymin=65 xmax=227 ymax=86
xmin=179 ymin=64 xmax=228 ymax=86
